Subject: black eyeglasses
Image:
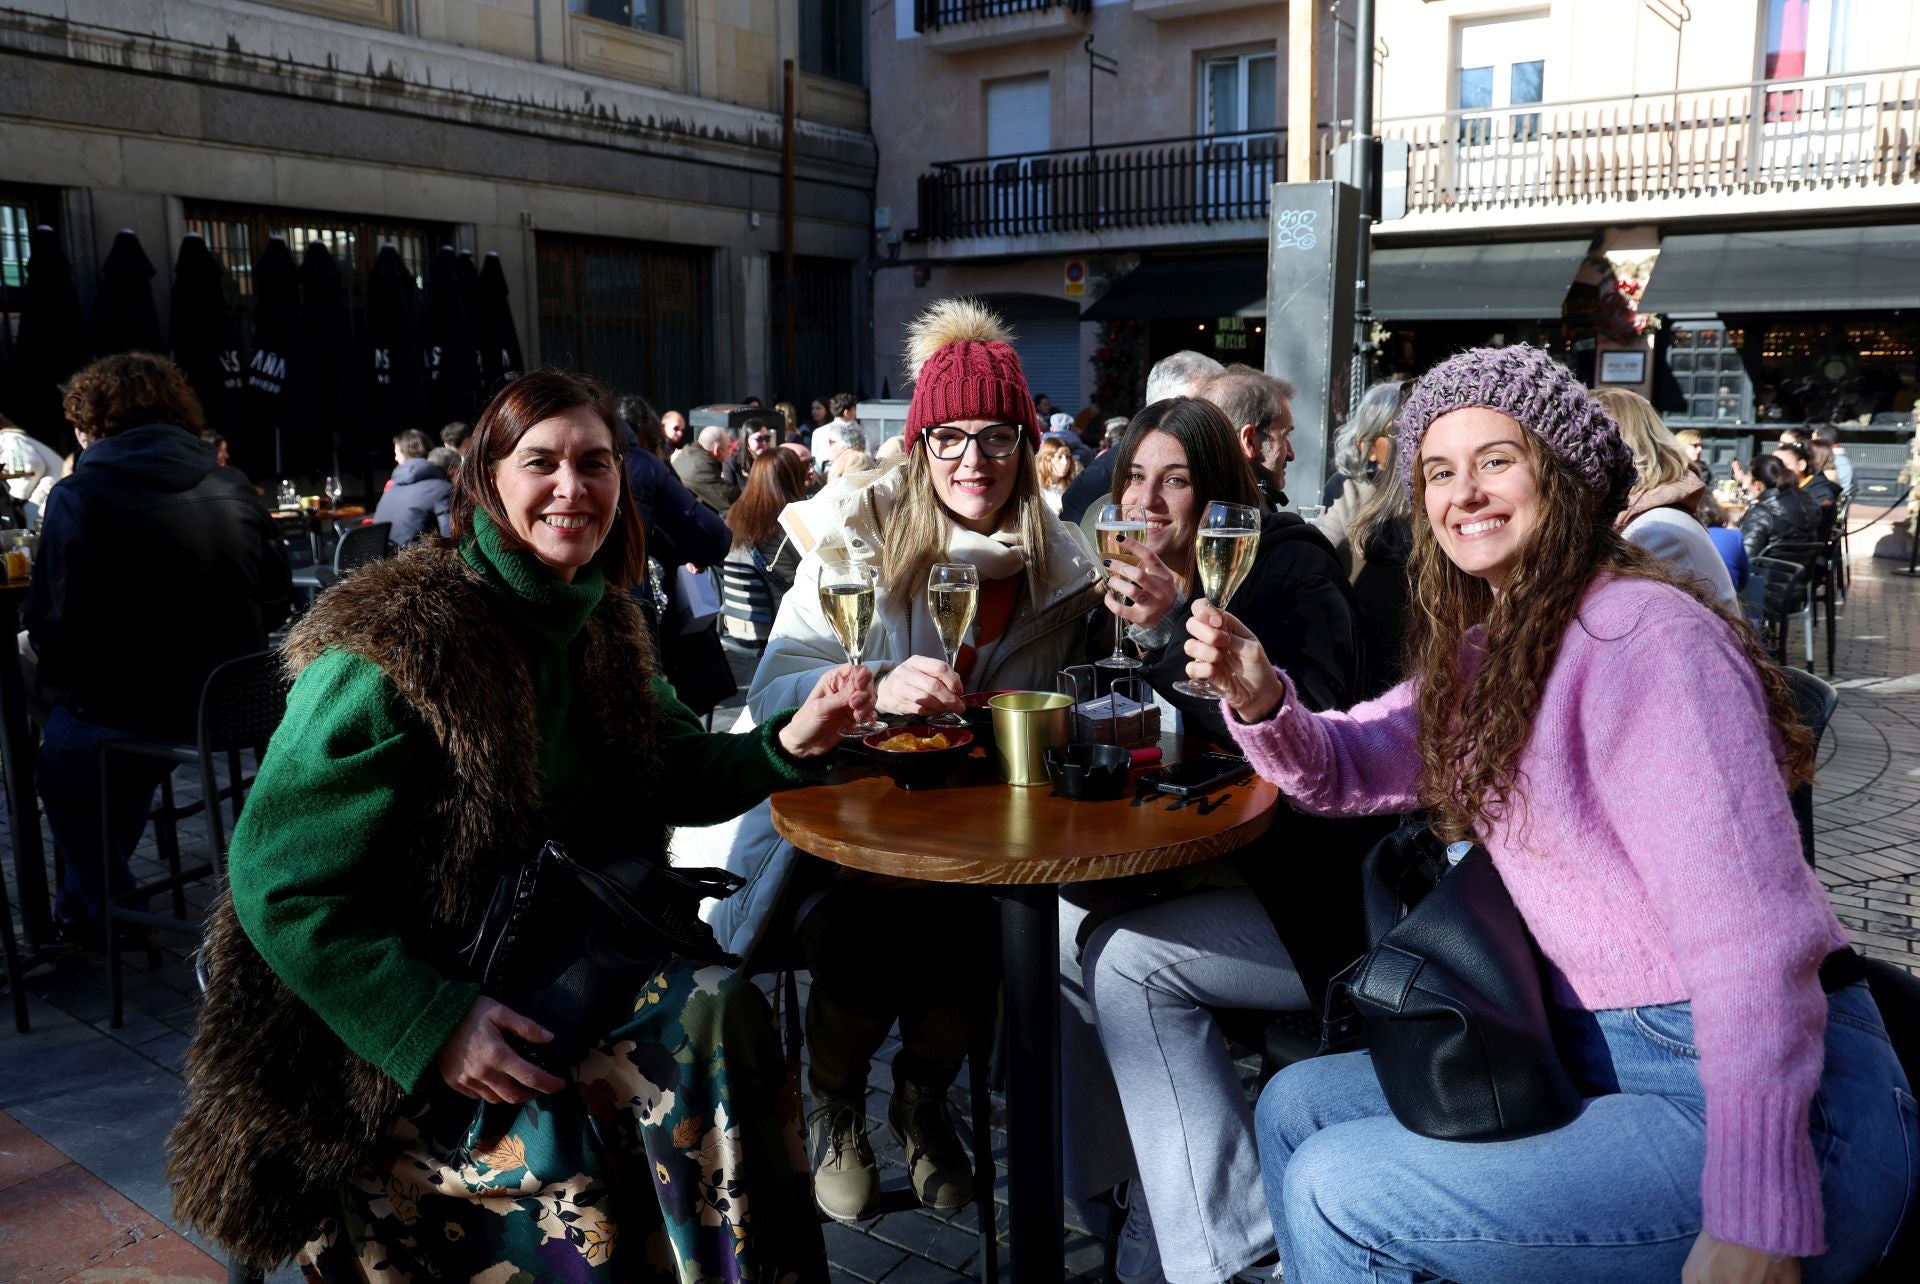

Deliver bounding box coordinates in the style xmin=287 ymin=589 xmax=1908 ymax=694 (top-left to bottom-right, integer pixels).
xmin=924 ymin=423 xmax=1023 ymax=460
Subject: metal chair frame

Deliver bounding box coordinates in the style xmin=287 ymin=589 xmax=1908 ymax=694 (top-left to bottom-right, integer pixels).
xmin=100 ymin=651 xmax=289 ymax=1027
xmin=718 ymin=559 xmax=787 ymax=654
xmin=290 ymin=521 xmax=393 ymax=593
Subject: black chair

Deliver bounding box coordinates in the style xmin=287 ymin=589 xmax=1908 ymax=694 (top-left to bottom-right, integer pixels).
xmin=291 ymin=521 xmax=392 ymax=594
xmin=1780 ymin=667 xmax=1838 ymax=868
xmin=1748 ymin=554 xmax=1814 ymax=668
xmin=101 ymin=651 xmax=289 ymax=1027
xmin=1762 ymin=540 xmax=1834 ymax=674
xmin=718 ymin=559 xmax=787 ymax=653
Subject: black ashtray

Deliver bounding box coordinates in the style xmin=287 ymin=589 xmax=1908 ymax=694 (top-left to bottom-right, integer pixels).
xmin=1045 ymin=743 xmax=1133 ymax=801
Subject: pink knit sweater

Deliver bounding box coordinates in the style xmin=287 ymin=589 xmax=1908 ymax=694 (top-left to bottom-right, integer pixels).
xmin=1226 ymin=575 xmax=1849 ymax=1257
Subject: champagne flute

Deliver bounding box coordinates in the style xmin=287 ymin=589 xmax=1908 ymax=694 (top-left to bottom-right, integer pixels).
xmin=819 ymin=560 xmax=884 ymax=736
xmin=1094 ymin=502 xmax=1148 ymax=672
xmin=323 ymin=475 xmax=343 ymax=507
xmin=1173 ymin=501 xmax=1262 ymax=700
xmin=926 ymin=562 xmax=979 ymax=728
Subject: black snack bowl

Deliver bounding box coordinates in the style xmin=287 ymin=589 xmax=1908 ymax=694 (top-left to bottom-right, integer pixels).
xmin=862 ymin=724 xmax=975 ymax=789
xmin=1045 ymin=743 xmax=1134 ymax=801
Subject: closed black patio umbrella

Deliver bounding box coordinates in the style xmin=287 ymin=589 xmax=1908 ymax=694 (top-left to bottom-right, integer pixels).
xmin=243 ymin=236 xmax=302 ymax=480
xmin=94 ymin=228 xmax=164 ymax=358
xmin=169 ymin=234 xmax=244 ymax=436
xmin=475 ymin=250 xmax=525 ymax=402
xmin=363 ymin=244 xmax=426 ymax=483
xmin=5 ymin=224 xmax=90 ymax=451
xmin=297 ymin=240 xmax=361 ymax=485
xmin=423 ymin=244 xmax=480 ymax=428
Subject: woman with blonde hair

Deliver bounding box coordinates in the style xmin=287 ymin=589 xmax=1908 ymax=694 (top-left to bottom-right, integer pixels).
xmin=1186 ymin=345 xmax=1913 ymax=1284
xmin=1035 ymin=434 xmax=1079 ymax=514
xmin=774 ymin=398 xmax=801 ymax=443
xmin=682 ymin=298 xmax=1100 ymax=1224
xmin=1317 ymin=380 xmax=1407 ymax=572
xmin=1594 ymin=387 xmax=1737 ymax=610
xmin=828 ymin=447 xmax=875 ymax=482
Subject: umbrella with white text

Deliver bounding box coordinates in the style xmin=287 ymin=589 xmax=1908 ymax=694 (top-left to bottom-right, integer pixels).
xmin=169 ymin=234 xmax=244 ymax=436
xmin=244 ymin=236 xmax=301 ymax=479
xmin=475 ymin=250 xmax=525 ymax=404
xmin=94 ymin=229 xmax=164 ymax=357
xmin=363 ymin=242 xmax=426 ymax=489
xmin=423 ymin=244 xmax=480 ymax=429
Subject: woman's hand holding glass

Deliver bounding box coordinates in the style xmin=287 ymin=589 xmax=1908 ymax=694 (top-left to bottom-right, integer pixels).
xmin=1183 ymin=598 xmax=1286 ymax=723
xmin=779 ymin=664 xmax=878 ymax=757
xmin=875 ymin=655 xmax=965 ymax=718
xmin=436 ymin=995 xmax=567 ymax=1104
xmin=1101 ymin=533 xmax=1182 ymax=632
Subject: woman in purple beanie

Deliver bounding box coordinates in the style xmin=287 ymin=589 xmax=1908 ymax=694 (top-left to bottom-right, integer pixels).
xmin=1184 ymin=345 xmax=1915 ymax=1283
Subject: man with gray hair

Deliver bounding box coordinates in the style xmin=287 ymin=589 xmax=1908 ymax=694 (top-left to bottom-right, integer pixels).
xmin=1201 ymin=363 xmax=1298 ymax=507
xmin=1061 ymin=350 xmax=1226 ymax=522
xmin=672 ymin=423 xmax=741 ymax=514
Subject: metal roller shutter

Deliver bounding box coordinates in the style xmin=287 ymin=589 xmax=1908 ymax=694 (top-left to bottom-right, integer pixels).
xmin=995 ymin=301 xmax=1082 ymax=413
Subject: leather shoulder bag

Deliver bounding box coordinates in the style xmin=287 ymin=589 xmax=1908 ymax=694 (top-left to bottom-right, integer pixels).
xmin=1330 ymin=821 xmax=1583 ymax=1142
xmin=459 ymin=840 xmax=747 ymax=1072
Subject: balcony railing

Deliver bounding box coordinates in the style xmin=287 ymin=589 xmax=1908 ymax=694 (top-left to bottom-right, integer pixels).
xmin=913 ymin=0 xmax=1090 ymax=31
xmin=1361 ymin=66 xmax=1920 ymax=215
xmin=916 ymin=69 xmax=1920 ymax=243
xmin=917 ymin=129 xmax=1287 ymax=240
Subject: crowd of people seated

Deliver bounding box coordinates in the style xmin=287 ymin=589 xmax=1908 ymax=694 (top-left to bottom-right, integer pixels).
xmin=13 ymin=317 xmax=1912 ymax=1283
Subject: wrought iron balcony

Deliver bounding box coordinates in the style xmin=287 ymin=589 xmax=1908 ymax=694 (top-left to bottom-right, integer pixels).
xmin=913 ymin=0 xmax=1091 ymax=32
xmin=916 ymin=129 xmax=1286 ymax=242
xmin=1361 ymin=66 xmax=1920 ymax=216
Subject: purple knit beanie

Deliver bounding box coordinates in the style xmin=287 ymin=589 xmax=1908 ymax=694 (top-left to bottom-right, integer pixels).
xmin=1396 ymin=345 xmax=1635 ymax=518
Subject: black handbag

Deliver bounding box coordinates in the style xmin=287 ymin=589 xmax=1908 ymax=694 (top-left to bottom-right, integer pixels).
xmin=458 ymin=841 xmax=747 ymax=1072
xmin=1329 ymin=821 xmax=1583 ymax=1142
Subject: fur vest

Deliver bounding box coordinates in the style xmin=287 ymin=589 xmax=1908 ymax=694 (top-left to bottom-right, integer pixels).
xmin=166 ymin=542 xmax=665 ymax=1268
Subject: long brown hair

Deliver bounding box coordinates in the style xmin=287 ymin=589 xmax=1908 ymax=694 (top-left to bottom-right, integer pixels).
xmin=727 ymin=448 xmax=809 ymax=548
xmin=1408 ymin=427 xmax=1813 ymax=845
xmin=452 ymin=369 xmax=649 ymax=590
xmin=1108 ymin=397 xmax=1262 ymax=583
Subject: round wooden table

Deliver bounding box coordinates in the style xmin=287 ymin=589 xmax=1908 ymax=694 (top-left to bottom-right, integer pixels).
xmin=770 ymin=735 xmax=1278 ymax=1284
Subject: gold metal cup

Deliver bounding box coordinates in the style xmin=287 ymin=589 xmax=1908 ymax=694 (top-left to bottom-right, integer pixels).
xmin=988 ymin=691 xmax=1073 ymax=787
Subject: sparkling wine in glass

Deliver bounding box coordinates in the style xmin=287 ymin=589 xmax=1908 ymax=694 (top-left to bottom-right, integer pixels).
xmin=1094 ymin=503 xmax=1148 ymax=672
xmin=819 ymin=561 xmax=884 ymax=736
xmin=926 ymin=561 xmax=979 ymax=727
xmin=1173 ymin=501 xmax=1262 ymax=700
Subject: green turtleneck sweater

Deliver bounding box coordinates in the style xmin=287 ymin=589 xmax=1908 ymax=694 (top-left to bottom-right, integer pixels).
xmin=227 ymin=513 xmax=817 ymax=1092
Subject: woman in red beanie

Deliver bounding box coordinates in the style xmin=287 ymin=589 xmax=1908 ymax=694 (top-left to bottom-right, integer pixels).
xmin=678 ymin=298 xmax=1103 ymax=1224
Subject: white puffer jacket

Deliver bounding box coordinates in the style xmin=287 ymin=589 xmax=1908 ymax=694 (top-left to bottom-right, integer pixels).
xmin=674 ymin=461 xmax=1102 ymax=959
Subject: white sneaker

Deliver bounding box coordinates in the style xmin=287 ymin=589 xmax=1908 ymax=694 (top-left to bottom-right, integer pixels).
xmin=1113 ymin=1181 xmax=1164 ymax=1284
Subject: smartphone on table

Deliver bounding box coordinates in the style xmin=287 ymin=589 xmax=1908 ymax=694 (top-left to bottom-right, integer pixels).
xmin=1138 ymin=752 xmax=1251 ymax=797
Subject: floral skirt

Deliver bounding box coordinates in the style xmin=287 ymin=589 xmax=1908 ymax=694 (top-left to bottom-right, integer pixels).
xmin=299 ymin=962 xmax=826 ymax=1283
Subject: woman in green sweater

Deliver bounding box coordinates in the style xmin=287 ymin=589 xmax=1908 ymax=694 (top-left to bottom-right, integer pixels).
xmin=167 ymin=371 xmax=872 ymax=1280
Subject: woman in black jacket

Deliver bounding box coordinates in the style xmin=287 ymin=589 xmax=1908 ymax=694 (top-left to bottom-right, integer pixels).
xmin=1059 ymin=398 xmax=1375 ymax=1284
xmin=1740 ymin=453 xmax=1822 ymax=559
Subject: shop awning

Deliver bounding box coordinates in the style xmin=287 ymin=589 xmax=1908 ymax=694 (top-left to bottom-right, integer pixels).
xmin=1368 ymin=240 xmax=1590 ymax=320
xmin=1640 ymin=226 xmax=1920 ymax=314
xmin=1080 ymin=255 xmax=1267 ymax=322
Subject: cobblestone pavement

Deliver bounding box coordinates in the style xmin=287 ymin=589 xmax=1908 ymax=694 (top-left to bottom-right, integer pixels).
xmin=3 ymin=536 xmax=1918 ymax=1282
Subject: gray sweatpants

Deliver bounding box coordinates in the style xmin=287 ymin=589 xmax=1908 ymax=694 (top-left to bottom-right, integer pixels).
xmin=1059 ymin=885 xmax=1308 ymax=1284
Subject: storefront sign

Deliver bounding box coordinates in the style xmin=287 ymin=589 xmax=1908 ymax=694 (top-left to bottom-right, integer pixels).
xmin=1215 ymin=316 xmax=1248 ymax=351
xmin=1598 ymin=350 xmax=1646 ymax=384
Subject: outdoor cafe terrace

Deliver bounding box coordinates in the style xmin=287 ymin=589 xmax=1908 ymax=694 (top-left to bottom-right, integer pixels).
xmin=3 ymin=519 xmax=1920 ymax=1281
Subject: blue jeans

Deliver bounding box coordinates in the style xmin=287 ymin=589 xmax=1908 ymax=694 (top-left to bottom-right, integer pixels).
xmin=1257 ymin=985 xmax=1919 ymax=1283
xmin=37 ymin=705 xmax=174 ymax=924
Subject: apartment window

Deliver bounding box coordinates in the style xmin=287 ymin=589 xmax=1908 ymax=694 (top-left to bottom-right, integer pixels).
xmin=181 ymin=202 xmax=442 ymax=343
xmin=1200 ymin=50 xmax=1277 ymax=138
xmin=536 ymin=232 xmax=711 ymax=414
xmin=1455 ymin=13 xmax=1548 ymax=146
xmin=0 ymin=195 xmax=36 ymax=347
xmin=570 ymin=0 xmax=682 ymax=38
xmin=800 ymin=0 xmax=865 ymax=86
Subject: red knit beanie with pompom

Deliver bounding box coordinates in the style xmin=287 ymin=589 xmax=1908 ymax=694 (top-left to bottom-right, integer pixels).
xmin=901 ymin=298 xmax=1040 ymax=455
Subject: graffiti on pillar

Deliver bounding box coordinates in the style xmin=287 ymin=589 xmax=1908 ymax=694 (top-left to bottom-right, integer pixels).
xmin=1272 ymin=210 xmax=1319 ymax=251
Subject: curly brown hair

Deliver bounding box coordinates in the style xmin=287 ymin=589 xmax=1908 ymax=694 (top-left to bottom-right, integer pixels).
xmin=61 ymin=352 xmax=207 ymax=439
xmin=1408 ymin=426 xmax=1813 ymax=845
